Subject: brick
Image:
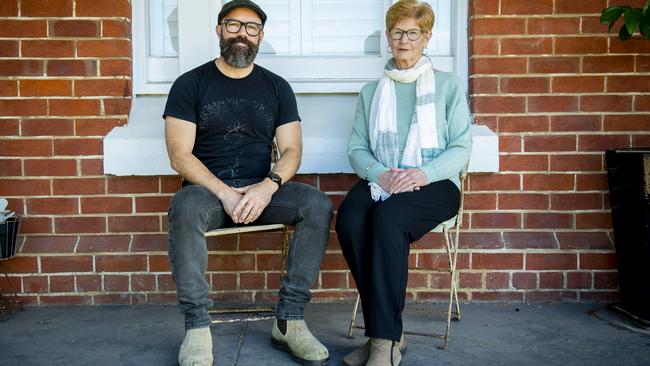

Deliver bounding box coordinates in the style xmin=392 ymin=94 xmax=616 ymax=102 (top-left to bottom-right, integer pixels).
xmin=21 ymin=80 xmax=72 ymax=97
xmin=472 ymin=291 xmax=523 ymax=301
xmin=22 ymin=40 xmax=75 ymax=57
xmin=0 ymin=139 xmax=52 ymax=157
xmin=472 ymin=253 xmax=523 ymax=270
xmin=472 ymin=213 xmax=520 ymax=228
xmin=76 ymin=0 xmax=130 ymax=17
xmin=77 ymin=235 xmax=130 ymax=253
xmin=552 ymin=76 xmax=604 ymax=93
xmin=470 ymin=58 xmax=528 ymax=75
xmin=239 ymin=232 xmax=285 ymax=251
xmin=471 ymin=18 xmax=526 ymax=35
xmin=633 ymin=135 xmax=650 ymax=148
xmin=104 ymin=275 xmax=129 ymax=291
xmin=582 ymin=291 xmax=619 ymax=302
xmin=50 ymin=20 xmax=99 ymax=37
xmin=459 ymin=272 xmax=482 ymax=288
xmin=0 ymin=59 xmax=44 ymax=77
xmin=556 ymin=0 xmax=606 ymax=13
xmin=55 ymin=217 xmax=106 ymax=234
xmin=104 ymin=98 xmax=132 ymax=116
xmin=513 ymin=272 xmax=537 ymax=289
xmin=472 ymin=96 xmax=526 ymax=114
xmin=551 ymin=193 xmax=602 ymax=210
xmin=0 ymin=80 xmax=17 ymax=97
xmin=594 ymin=272 xmax=618 ymax=289
xmin=27 ymin=197 xmax=77 ymax=215
xmin=499 ymin=77 xmax=550 ymax=94
xmin=107 ymin=176 xmax=159 ymax=194
xmin=19 ymin=217 xmax=52 ymax=234
xmin=102 ymin=20 xmax=130 ymax=38
xmin=556 ymin=37 xmax=607 ymax=54
xmin=42 ymin=255 xmax=93 ymax=273
xmin=580 ymin=16 xmax=606 ymax=33
xmin=41 ymin=295 xmax=91 ymax=305
xmin=205 ymin=234 xmax=238 ymax=251
xmin=78 ymin=40 xmax=132 ymax=58
xmin=21 ymin=236 xmax=76 ymax=253
xmin=50 ymin=100 xmax=102 ymax=117
xmin=525 ymin=135 xmax=576 ymax=152
xmin=209 ymin=273 xmax=236 ymax=291
xmin=582 ymin=94 xmax=634 ymax=112
xmin=551 ymin=115 xmax=601 ymax=132
xmin=576 ymin=212 xmax=612 ymax=229
xmin=484 ymin=272 xmax=508 ymax=289
xmin=76 ymin=79 xmax=131 ymax=97
xmin=500 ymin=154 xmax=548 ymax=171
xmin=22 ymin=0 xmax=72 ymax=16
xmin=636 ymin=96 xmax=650 ymax=111
xmin=603 ymin=115 xmax=650 ymax=132
xmin=608 ymin=76 xmax=650 ymax=93
xmin=463 ymin=193 xmax=496 ymax=210
xmin=416 ymin=252 xmax=469 ymax=270
xmin=23 ymin=276 xmax=48 ymax=293
xmin=53 ymin=138 xmax=102 ymax=155
xmin=293 ymin=174 xmax=317 ymax=187
xmin=578 ymin=135 xmax=630 ymax=151
xmin=583 ymin=56 xmax=635 ymax=73
xmin=500 ymin=38 xmax=552 ymax=55
xmin=24 ymin=158 xmax=77 ymax=176
xmin=0 ymin=40 xmax=18 ymax=57
xmin=550 ymin=155 xmax=602 ymax=172
xmin=107 ymin=216 xmax=160 ymax=233
xmin=567 ymin=272 xmax=592 ymax=289
xmin=96 ymin=255 xmax=147 ymax=272
xmin=0 ymin=1 xmax=18 ymax=16
xmin=132 ymin=274 xmax=156 ymax=291
xmin=0 ymin=20 xmax=46 ymax=37
xmin=469 ymin=77 xmax=498 ymax=94
xmin=149 ymin=255 xmax=170 ymax=272
xmin=470 ymin=174 xmax=520 ymax=191
xmin=499 ymin=116 xmax=549 ymax=133
xmin=501 ymin=135 xmax=521 ymax=153
xmin=527 ymin=253 xmax=577 ymax=270
xmin=527 ymin=291 xmax=577 ymax=302
xmin=502 ymin=0 xmax=553 ymax=13
xmin=638 ymin=56 xmax=650 ymax=73
xmin=0 ymin=159 xmax=21 ymax=176
xmin=320 ymin=252 xmax=350 ymax=270
xmin=319 ymin=174 xmax=359 ymax=191
xmin=100 ymin=59 xmax=132 ymax=77
xmin=576 ymin=173 xmax=608 ymax=191
xmin=459 ymin=232 xmax=503 ymax=249
xmin=81 ymin=197 xmax=132 ymax=214
xmin=470 ymin=38 xmax=498 ymax=55
xmin=580 ymin=253 xmax=617 ymax=270
xmin=321 ymin=272 xmax=348 ymax=289
xmin=80 ymin=158 xmax=104 ymax=175
xmin=528 ymin=17 xmax=580 ymax=34
xmin=53 ymin=178 xmax=105 ymax=195
xmin=75 ymin=118 xmax=125 ymax=136
xmin=529 ymin=57 xmax=579 ymax=74
xmin=528 ymin=96 xmax=579 ymax=113
xmin=208 ymin=254 xmax=255 ymax=271
xmin=610 ymin=38 xmax=650 ymax=53
xmin=525 ymin=213 xmax=573 ymax=229
xmin=499 ymin=193 xmax=548 ymax=210
xmin=539 ymin=272 xmax=564 ymax=289
xmin=523 ymin=174 xmax=574 ymax=191
xmin=504 ymin=232 xmax=557 ymax=249
xmin=51 ymin=275 xmax=75 ymax=292
xmin=76 ymin=275 xmax=101 ymax=292
xmin=0 ymin=178 xmax=50 ymax=196
xmin=0 ymin=257 xmax=38 ymax=273
xmin=471 ymin=0 xmax=498 ymax=15
xmin=0 ymin=99 xmax=47 ymax=116
xmin=47 ymin=60 xmax=98 ymax=77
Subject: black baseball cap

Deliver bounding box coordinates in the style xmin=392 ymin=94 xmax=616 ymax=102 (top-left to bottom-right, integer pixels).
xmin=218 ymin=0 xmax=267 ymax=25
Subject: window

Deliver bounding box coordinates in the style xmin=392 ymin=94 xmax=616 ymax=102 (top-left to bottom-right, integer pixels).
xmin=133 ymin=0 xmax=468 ymax=94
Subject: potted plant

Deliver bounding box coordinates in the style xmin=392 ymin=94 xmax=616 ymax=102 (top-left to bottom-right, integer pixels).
xmin=600 ymin=0 xmax=650 ymax=40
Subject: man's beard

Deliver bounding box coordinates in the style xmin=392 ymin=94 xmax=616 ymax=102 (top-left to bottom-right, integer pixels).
xmin=220 ymin=36 xmax=259 ymax=68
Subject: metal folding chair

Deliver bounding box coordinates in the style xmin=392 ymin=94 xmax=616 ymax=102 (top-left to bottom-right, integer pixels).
xmin=347 ymin=174 xmax=466 ymax=350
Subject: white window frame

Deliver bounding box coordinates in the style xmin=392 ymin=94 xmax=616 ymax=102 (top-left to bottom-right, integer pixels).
xmin=132 ymin=0 xmax=468 ymax=94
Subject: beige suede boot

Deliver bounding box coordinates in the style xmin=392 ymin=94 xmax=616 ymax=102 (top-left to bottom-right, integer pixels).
xmin=342 ymin=334 xmax=406 ymax=366
xmin=178 ymin=327 xmax=214 ymax=366
xmin=271 ymin=319 xmax=330 ymax=365
xmin=365 ymin=337 xmax=401 ymax=366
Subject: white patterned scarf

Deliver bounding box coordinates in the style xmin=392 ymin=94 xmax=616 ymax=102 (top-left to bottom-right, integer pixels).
xmin=368 ymin=56 xmax=438 ymax=201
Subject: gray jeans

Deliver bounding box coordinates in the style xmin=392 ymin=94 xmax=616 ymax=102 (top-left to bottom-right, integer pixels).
xmin=168 ymin=179 xmax=332 ymax=330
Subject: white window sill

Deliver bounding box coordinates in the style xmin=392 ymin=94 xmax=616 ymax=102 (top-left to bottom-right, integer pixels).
xmin=103 ymin=96 xmax=498 ymax=176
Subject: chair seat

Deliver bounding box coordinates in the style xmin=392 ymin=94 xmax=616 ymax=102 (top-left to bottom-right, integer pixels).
xmin=205 ymin=224 xmax=286 ymax=237
xmin=430 ymin=216 xmax=457 ymax=233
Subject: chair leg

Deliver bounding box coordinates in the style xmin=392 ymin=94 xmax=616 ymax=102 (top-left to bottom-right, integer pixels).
xmin=348 ymin=293 xmax=361 ymax=338
xmin=280 ymin=226 xmax=289 ymax=278
xmin=442 ymin=227 xmax=454 ymax=350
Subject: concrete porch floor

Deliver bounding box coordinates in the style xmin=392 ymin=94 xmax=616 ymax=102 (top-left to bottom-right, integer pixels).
xmin=0 ymin=302 xmax=648 ymax=365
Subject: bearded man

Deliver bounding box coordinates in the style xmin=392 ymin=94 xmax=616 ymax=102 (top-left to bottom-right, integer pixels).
xmin=163 ymin=1 xmax=332 ymax=365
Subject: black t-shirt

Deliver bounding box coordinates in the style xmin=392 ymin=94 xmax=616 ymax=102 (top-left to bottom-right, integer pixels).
xmin=163 ymin=60 xmax=300 ymax=181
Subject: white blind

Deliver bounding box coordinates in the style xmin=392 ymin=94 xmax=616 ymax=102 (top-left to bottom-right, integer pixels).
xmin=424 ymin=0 xmax=451 ymax=56
xmin=149 ymin=0 xmax=179 ymax=57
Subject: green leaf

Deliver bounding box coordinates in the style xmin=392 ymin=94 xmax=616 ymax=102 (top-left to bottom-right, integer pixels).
xmin=644 ymin=1 xmax=650 ymax=18
xmin=624 ymin=9 xmax=643 ymax=34
xmin=600 ymin=6 xmax=628 ymax=23
xmin=619 ymin=24 xmax=632 ymax=41
xmin=640 ymin=20 xmax=650 ymax=38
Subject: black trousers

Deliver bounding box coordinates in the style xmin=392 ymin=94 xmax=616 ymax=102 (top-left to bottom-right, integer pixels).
xmin=336 ymin=179 xmax=460 ymax=341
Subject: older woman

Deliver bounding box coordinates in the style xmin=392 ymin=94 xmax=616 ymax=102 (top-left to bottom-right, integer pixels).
xmin=335 ymin=1 xmax=472 ymax=365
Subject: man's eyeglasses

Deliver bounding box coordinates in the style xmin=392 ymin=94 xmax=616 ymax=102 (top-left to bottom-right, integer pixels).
xmin=389 ymin=28 xmax=424 ymax=41
xmin=221 ymin=19 xmax=263 ymax=36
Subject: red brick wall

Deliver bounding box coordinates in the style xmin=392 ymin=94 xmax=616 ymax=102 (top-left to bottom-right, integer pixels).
xmin=1 ymin=0 xmax=648 ymax=305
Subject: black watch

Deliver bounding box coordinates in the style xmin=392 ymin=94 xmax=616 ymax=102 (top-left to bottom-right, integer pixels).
xmin=267 ymin=172 xmax=282 ymax=188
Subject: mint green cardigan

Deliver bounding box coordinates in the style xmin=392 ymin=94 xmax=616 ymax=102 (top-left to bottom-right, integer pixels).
xmin=348 ymin=70 xmax=472 ymax=190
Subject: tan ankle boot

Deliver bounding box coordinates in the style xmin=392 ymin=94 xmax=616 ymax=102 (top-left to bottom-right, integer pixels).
xmin=365 ymin=337 xmax=401 ymax=366
xmin=342 ymin=334 xmax=406 ymax=366
xmin=178 ymin=327 xmax=214 ymax=366
xmin=271 ymin=319 xmax=329 ymax=365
